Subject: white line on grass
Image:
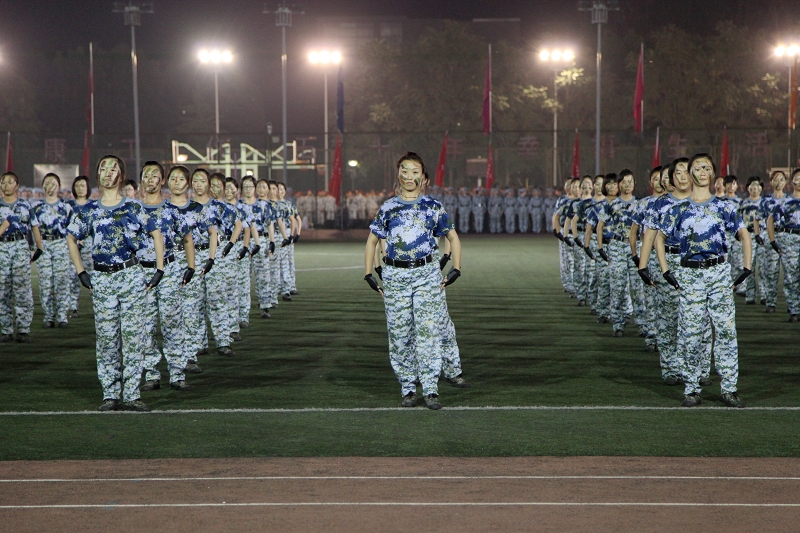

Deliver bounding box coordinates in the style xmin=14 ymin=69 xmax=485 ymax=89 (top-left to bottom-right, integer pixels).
xmin=296 ymin=265 xmax=362 ymax=272
xmin=3 ymin=475 xmax=800 ymax=483
xmin=2 ymin=502 xmax=800 ymax=509
xmin=2 ymin=405 xmax=800 ymax=416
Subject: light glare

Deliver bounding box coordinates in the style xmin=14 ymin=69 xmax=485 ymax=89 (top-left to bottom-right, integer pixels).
xmin=308 ymin=49 xmax=343 ymax=66
xmin=539 ymin=50 xmax=549 ymax=61
xmin=776 ymin=46 xmax=786 ymax=57
xmin=348 ymin=160 xmax=358 ymax=167
xmin=198 ymin=48 xmax=233 ymax=65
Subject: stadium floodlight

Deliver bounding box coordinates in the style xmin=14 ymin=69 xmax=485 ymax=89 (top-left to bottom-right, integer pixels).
xmin=198 ymin=47 xmax=234 ymax=162
xmin=539 ymin=48 xmax=577 ymax=186
xmin=348 ymin=160 xmax=358 ymax=167
xmin=308 ymin=49 xmax=342 ymax=191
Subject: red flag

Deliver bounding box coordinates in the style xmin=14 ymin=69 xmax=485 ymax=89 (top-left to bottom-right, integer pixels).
xmin=5 ymin=132 xmax=13 ymax=172
xmin=328 ymin=134 xmax=343 ymax=204
xmin=81 ymin=130 xmax=90 ymax=175
xmin=791 ymin=56 xmax=798 ymax=130
xmin=485 ymin=142 xmax=494 ymax=190
xmin=720 ymin=127 xmax=729 ymax=177
xmin=482 ymin=44 xmax=492 ymax=135
xmin=570 ymin=130 xmax=580 ymax=178
xmin=652 ymin=126 xmax=661 ymax=167
xmin=435 ymin=132 xmax=448 ymax=187
xmin=633 ymin=43 xmax=644 ymax=134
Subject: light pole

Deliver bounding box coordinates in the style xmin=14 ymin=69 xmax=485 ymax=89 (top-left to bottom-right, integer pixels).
xmin=308 ymin=49 xmax=342 ymax=192
xmin=540 ymin=48 xmax=575 ymax=187
xmin=113 ymin=1 xmax=154 ymax=177
xmin=578 ymin=1 xmax=618 ymax=175
xmin=775 ymin=44 xmax=799 ymax=168
xmin=198 ymin=48 xmax=233 ymax=163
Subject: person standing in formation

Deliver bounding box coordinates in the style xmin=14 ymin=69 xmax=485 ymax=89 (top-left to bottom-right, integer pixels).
xmin=568 ymin=175 xmax=595 ymax=306
xmin=67 ymin=155 xmax=165 ymax=412
xmin=766 ymin=168 xmax=800 ymax=322
xmin=585 ymin=174 xmax=618 ymax=324
xmin=280 ymin=182 xmax=301 ymax=296
xmin=243 ymin=177 xmax=277 ymax=319
xmin=258 ymin=179 xmax=288 ymax=312
xmin=553 ymin=178 xmax=576 ymax=295
xmin=225 ymin=176 xmax=259 ymax=330
xmin=529 ymin=188 xmax=544 ymax=234
xmin=739 ymin=177 xmax=765 ymax=305
xmin=724 ymin=175 xmax=745 ymax=293
xmin=758 ymin=171 xmax=787 ymax=314
xmin=30 ymin=173 xmax=73 ymax=329
xmin=364 ymin=152 xmax=462 ymax=410
xmin=67 ymin=176 xmax=92 ymax=318
xmin=517 ymin=188 xmax=530 ymax=234
xmin=274 ymin=182 xmax=296 ymax=301
xmin=580 ymin=175 xmax=605 ymax=316
xmin=457 ymin=187 xmax=471 ymax=234
xmin=503 ymin=188 xmax=517 ymax=234
xmin=138 ymin=162 xmax=197 ymax=393
xmin=488 ymin=188 xmax=503 ymax=234
xmin=471 ymin=187 xmax=486 ymax=233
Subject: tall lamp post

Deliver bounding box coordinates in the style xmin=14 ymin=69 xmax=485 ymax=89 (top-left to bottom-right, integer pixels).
xmin=198 ymin=48 xmax=233 ymax=163
xmin=578 ymin=1 xmax=618 ymax=175
xmin=775 ymin=44 xmax=799 ymax=168
xmin=113 ymin=1 xmax=154 ymax=177
xmin=308 ymin=49 xmax=342 ymax=192
xmin=540 ymin=48 xmax=575 ymax=186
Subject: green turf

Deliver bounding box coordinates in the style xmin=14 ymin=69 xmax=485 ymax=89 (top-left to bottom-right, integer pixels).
xmin=2 ymin=236 xmax=800 ymax=459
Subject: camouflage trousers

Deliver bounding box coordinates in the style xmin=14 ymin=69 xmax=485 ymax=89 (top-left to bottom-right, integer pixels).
xmin=489 ymin=211 xmax=502 ymax=234
xmin=595 ymin=257 xmax=611 ymax=320
xmin=231 ymin=242 xmax=251 ymax=324
xmin=559 ymin=241 xmax=575 ymax=294
xmin=182 ymin=247 xmax=232 ymax=357
xmin=728 ymin=236 xmax=744 ymax=291
xmin=675 ymin=262 xmax=739 ymax=395
xmin=382 ymin=261 xmax=444 ymax=397
xmin=586 ymin=235 xmax=599 ymax=311
xmin=640 ymin=250 xmax=658 ymax=346
xmin=277 ymin=243 xmax=292 ymax=296
xmin=287 ymin=242 xmax=297 ymax=292
xmin=518 ymin=209 xmax=530 ymax=233
xmin=91 ymin=265 xmax=146 ymax=402
xmin=778 ymin=232 xmax=800 ymax=315
xmin=142 ymin=261 xmax=187 ymax=384
xmin=652 ymin=253 xmax=683 ymax=380
xmin=0 ymin=240 xmax=33 ymax=335
xmin=608 ymin=239 xmax=644 ymax=332
xmin=531 ymin=208 xmax=543 ymax=233
xmin=268 ymin=252 xmax=280 ymax=306
xmin=218 ymin=250 xmax=239 ymax=335
xmin=573 ymin=239 xmax=589 ymax=302
xmin=458 ymin=208 xmax=471 ymax=233
xmin=251 ymin=250 xmax=272 ymax=309
xmin=743 ymin=232 xmax=761 ymax=302
xmin=472 ymin=210 xmax=486 ymax=233
xmin=760 ymin=237 xmax=782 ymax=307
xmin=69 ymin=244 xmax=93 ymax=313
xmin=504 ymin=209 xmax=516 ymax=233
xmin=37 ymin=239 xmax=71 ymax=324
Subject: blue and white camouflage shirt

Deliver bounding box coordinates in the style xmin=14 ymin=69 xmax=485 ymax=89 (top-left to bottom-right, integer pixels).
xmin=171 ymin=200 xmax=217 ymax=248
xmin=67 ymin=197 xmax=156 ymax=266
xmin=770 ymin=196 xmax=800 ymax=231
xmin=370 ymin=195 xmax=453 ymax=262
xmin=739 ymin=198 xmax=764 ymax=232
xmin=31 ymin=199 xmax=73 ymax=239
xmin=598 ymin=196 xmax=638 ymax=239
xmin=0 ymin=199 xmax=39 ymax=238
xmin=646 ymin=193 xmax=687 ymax=248
xmin=137 ymin=201 xmax=195 ymax=263
xmin=663 ymin=196 xmax=744 ymax=261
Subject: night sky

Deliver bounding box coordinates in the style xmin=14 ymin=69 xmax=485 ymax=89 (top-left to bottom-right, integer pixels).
xmin=0 ymin=0 xmax=798 ymax=136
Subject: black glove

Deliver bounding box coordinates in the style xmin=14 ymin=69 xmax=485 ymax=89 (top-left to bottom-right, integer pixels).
xmin=250 ymin=244 xmax=261 ymax=256
xmin=734 ymin=231 xmax=741 ymax=242
xmin=269 ymin=241 xmax=276 ymax=254
xmin=564 ymin=236 xmax=574 ymax=247
xmin=755 ymin=235 xmax=765 ymax=246
xmin=553 ymin=229 xmax=562 ymax=240
xmin=631 ymin=255 xmax=640 ymax=267
xmin=77 ymin=242 xmax=84 ymax=251
xmin=78 ymin=271 xmax=93 ymax=290
xmin=182 ymin=267 xmax=195 ymax=286
xmin=443 ymin=267 xmax=461 ymax=287
xmin=771 ymin=241 xmax=781 ymax=254
xmin=663 ymin=270 xmax=681 ymax=290
xmin=146 ymin=269 xmax=164 ymax=290
xmin=733 ymin=267 xmax=752 ymax=287
xmin=30 ymin=248 xmax=43 ymax=262
xmin=599 ymin=248 xmax=609 ymax=262
xmin=375 ymin=265 xmax=383 ymax=280
xmin=439 ymin=252 xmax=451 ymax=271
xmin=292 ymin=234 xmax=300 ymax=243
xmin=281 ymin=238 xmax=291 ymax=247
xmin=638 ymin=268 xmax=654 ymax=286
xmin=221 ymin=242 xmax=234 ymax=258
xmin=364 ymin=273 xmax=381 ymax=292
xmin=583 ymin=246 xmax=595 ymax=260
xmin=201 ymin=258 xmax=214 ymax=275
xmin=237 ymin=246 xmax=250 ymax=261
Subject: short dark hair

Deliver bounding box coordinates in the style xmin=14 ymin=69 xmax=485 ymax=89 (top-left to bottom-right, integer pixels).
xmin=72 ymin=175 xmax=90 ymax=199
xmin=618 ymin=169 xmax=634 ymax=181
xmin=42 ymin=172 xmax=61 ymax=188
xmin=95 ymin=155 xmax=126 ymax=190
xmin=224 ymin=176 xmax=240 ymax=190
xmin=209 ymin=172 xmax=225 ymax=183
xmin=140 ymin=160 xmax=164 ymax=181
xmin=602 ymin=173 xmax=618 ymax=195
xmin=723 ymin=175 xmax=738 ymax=186
xmin=396 ymin=151 xmax=427 ymax=176
xmin=688 ymin=153 xmax=716 ymax=176
xmin=123 ymin=179 xmax=138 ymax=191
xmin=668 ymin=158 xmax=690 ymax=186
xmin=268 ymin=180 xmax=279 ymax=188
xmin=1 ymin=171 xmax=19 ymax=185
xmin=792 ymin=168 xmax=800 ymax=180
xmin=242 ymin=175 xmax=257 ymax=188
xmin=190 ymin=168 xmax=209 ymax=183
xmin=650 ymin=166 xmax=663 ymax=177
xmin=167 ymin=165 xmax=190 ymax=181
xmin=770 ymin=170 xmax=787 ymax=182
xmin=746 ymin=176 xmax=763 ymax=188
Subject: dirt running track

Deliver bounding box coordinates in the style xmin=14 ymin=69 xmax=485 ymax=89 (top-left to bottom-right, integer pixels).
xmin=1 ymin=457 xmax=800 ymax=532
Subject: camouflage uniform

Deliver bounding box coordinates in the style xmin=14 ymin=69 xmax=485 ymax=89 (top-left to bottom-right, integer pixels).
xmin=771 ymin=196 xmax=800 ymax=315
xmin=503 ymin=190 xmax=517 ymax=233
xmin=739 ymin=197 xmax=763 ymax=303
xmin=529 ymin=190 xmax=544 ymax=233
xmin=725 ymin=196 xmax=745 ymax=291
xmin=139 ymin=201 xmax=194 ymax=384
xmin=274 ymin=199 xmax=293 ymax=297
xmin=0 ymin=199 xmax=38 ymax=336
xmin=598 ymin=196 xmax=643 ymax=333
xmin=31 ymin=199 xmax=73 ymax=325
xmin=214 ymin=199 xmax=243 ymax=336
xmin=543 ymin=191 xmax=557 ymax=233
xmin=516 ymin=189 xmax=530 ymax=233
xmin=235 ymin=200 xmax=256 ymax=323
xmin=759 ymin=195 xmax=787 ymax=308
xmin=664 ymin=196 xmax=744 ymax=396
xmin=370 ymin=195 xmax=453 ymax=398
xmin=456 ymin=188 xmax=471 ymax=233
xmin=554 ymin=196 xmax=574 ymax=294
xmin=67 ymin=200 xmax=93 ymax=313
xmin=67 ymin=197 xmax=156 ymax=403
xmin=587 ymin=199 xmax=610 ymax=319
xmin=287 ymin=201 xmax=299 ymax=293
xmin=470 ymin=189 xmax=486 ymax=233
xmin=488 ymin=190 xmax=503 ymax=234
xmin=632 ymin=196 xmax=659 ymax=346
xmin=245 ymin=199 xmax=276 ymax=311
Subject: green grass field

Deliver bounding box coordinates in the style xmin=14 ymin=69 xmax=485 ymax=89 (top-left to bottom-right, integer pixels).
xmin=2 ymin=235 xmax=800 ymax=459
